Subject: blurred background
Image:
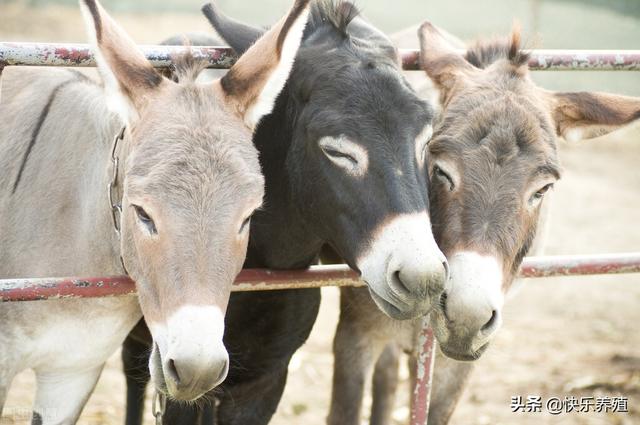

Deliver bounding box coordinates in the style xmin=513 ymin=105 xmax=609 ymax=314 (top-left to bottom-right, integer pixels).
xmin=2 ymin=0 xmax=640 ymax=94
xmin=1 ymin=0 xmax=639 ymax=424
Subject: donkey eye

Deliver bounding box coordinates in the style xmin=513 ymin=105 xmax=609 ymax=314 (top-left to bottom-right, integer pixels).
xmin=133 ymin=205 xmax=157 ymax=234
xmin=531 ymin=183 xmax=554 ymax=203
xmin=433 ymin=165 xmax=454 ymax=191
xmin=322 ymin=147 xmax=357 ymax=164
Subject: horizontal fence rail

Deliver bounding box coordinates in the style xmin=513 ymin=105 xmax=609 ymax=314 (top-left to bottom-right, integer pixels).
xmin=2 ymin=253 xmax=640 ymax=302
xmin=2 ymin=43 xmax=640 ymax=71
xmin=2 ymin=40 xmax=639 ymax=425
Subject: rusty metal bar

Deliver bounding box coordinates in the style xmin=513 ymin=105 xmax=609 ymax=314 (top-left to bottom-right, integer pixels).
xmin=0 ymin=265 xmax=363 ymax=302
xmin=519 ymin=252 xmax=640 ymax=277
xmin=400 ymin=48 xmax=640 ymax=71
xmin=411 ymin=319 xmax=437 ymax=425
xmin=0 ymin=276 xmax=136 ymax=302
xmin=2 ymin=253 xmax=640 ymax=302
xmin=0 ymin=42 xmax=235 ymax=69
xmin=2 ymin=42 xmax=640 ymax=71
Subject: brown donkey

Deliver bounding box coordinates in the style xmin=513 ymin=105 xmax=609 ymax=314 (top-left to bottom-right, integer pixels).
xmin=329 ymin=24 xmax=640 ymax=425
xmin=0 ymin=0 xmax=310 ymax=422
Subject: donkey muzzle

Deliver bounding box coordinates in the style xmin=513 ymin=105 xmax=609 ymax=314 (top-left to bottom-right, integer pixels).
xmin=162 ymin=346 xmax=229 ymax=400
xmin=432 ymin=251 xmax=505 ymax=360
xmin=358 ymin=212 xmax=449 ymax=320
xmin=149 ymin=305 xmax=229 ymax=401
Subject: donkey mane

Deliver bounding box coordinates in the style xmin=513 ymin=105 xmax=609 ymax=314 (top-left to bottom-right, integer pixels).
xmin=465 ymin=29 xmax=530 ymax=70
xmin=166 ymin=50 xmax=209 ymax=83
xmin=308 ymin=0 xmax=360 ymax=38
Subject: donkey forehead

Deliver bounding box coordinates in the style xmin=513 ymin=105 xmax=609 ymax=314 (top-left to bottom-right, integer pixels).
xmin=143 ymin=83 xmax=238 ymax=127
xmin=439 ymin=91 xmax=556 ymax=152
xmin=131 ymin=84 xmax=261 ymax=170
xmin=303 ymin=68 xmax=432 ymax=133
xmin=432 ymin=132 xmax=557 ymax=175
xmin=126 ymin=168 xmax=264 ymax=217
xmin=432 ymin=103 xmax=560 ymax=181
xmin=127 ymin=126 xmax=264 ymax=204
xmin=308 ymin=105 xmax=432 ymax=153
xmin=297 ymin=16 xmax=402 ymax=90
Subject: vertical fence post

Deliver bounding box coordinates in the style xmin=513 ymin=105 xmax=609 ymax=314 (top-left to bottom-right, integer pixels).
xmin=411 ymin=316 xmax=436 ymax=425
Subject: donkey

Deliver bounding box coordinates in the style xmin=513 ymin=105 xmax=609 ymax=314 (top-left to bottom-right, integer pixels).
xmin=0 ymin=0 xmax=310 ymax=422
xmin=121 ymin=1 xmax=450 ymax=424
xmin=329 ymin=23 xmax=640 ymax=425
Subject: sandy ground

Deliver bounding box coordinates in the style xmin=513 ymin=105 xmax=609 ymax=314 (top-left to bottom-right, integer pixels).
xmin=1 ymin=3 xmax=639 ymax=425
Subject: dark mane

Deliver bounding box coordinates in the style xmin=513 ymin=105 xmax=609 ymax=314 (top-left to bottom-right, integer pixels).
xmin=465 ymin=28 xmax=530 ymax=70
xmin=307 ymin=0 xmax=360 ymax=38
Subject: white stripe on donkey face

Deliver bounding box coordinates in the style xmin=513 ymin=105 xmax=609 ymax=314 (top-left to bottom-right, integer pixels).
xmin=357 ymin=212 xmax=449 ymax=320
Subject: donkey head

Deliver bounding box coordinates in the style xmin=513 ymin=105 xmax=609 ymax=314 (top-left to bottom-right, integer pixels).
xmin=419 ymin=23 xmax=640 ymax=360
xmin=80 ymin=0 xmax=309 ymax=400
xmin=203 ymin=1 xmax=449 ymax=320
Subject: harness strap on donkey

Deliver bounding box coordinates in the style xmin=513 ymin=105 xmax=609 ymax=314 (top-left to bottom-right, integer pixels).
xmin=109 ymin=125 xmax=168 ymax=422
xmin=107 ymin=125 xmax=130 ymax=276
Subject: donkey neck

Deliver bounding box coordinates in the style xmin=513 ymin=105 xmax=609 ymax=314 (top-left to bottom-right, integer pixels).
xmin=245 ymin=92 xmax=324 ymax=270
xmin=0 ymin=68 xmax=128 ymax=277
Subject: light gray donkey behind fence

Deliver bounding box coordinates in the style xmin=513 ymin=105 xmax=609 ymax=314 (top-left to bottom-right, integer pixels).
xmin=0 ymin=0 xmax=311 ymax=423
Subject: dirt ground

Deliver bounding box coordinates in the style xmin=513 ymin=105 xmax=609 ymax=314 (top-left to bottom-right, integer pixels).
xmin=1 ymin=3 xmax=639 ymax=425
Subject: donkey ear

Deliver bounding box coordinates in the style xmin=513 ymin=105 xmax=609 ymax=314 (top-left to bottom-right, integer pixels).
xmin=202 ymin=2 xmax=265 ymax=55
xmin=217 ymin=0 xmax=310 ymax=130
xmin=418 ymin=21 xmax=476 ymax=105
xmin=548 ymin=91 xmax=640 ymax=141
xmin=79 ymin=0 xmax=166 ymax=124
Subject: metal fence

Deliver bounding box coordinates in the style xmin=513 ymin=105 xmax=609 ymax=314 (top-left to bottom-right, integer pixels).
xmin=1 ymin=42 xmax=639 ymax=425
xmin=3 ymin=253 xmax=640 ymax=302
xmin=2 ymin=43 xmax=640 ymax=71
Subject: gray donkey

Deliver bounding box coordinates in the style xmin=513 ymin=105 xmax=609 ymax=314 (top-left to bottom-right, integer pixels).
xmin=328 ymin=23 xmax=640 ymax=425
xmin=0 ymin=0 xmax=310 ymax=423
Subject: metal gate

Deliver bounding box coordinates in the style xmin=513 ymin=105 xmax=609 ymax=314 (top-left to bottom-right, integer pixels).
xmin=1 ymin=42 xmax=640 ymax=425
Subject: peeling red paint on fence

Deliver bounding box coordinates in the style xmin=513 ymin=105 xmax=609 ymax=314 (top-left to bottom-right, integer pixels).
xmin=0 ymin=276 xmax=135 ymax=302
xmin=0 ymin=42 xmax=236 ymax=69
xmin=2 ymin=253 xmax=640 ymax=302
xmin=411 ymin=320 xmax=437 ymax=425
xmin=0 ymin=265 xmax=360 ymax=302
xmin=519 ymin=252 xmax=640 ymax=277
xmin=2 ymin=42 xmax=640 ymax=71
xmin=400 ymin=48 xmax=640 ymax=71
xmin=232 ymin=265 xmax=363 ymax=291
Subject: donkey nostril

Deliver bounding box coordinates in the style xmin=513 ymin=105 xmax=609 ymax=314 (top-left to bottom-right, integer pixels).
xmin=166 ymin=358 xmax=181 ymax=386
xmin=481 ymin=309 xmax=498 ymax=332
xmin=392 ymin=270 xmax=411 ymax=294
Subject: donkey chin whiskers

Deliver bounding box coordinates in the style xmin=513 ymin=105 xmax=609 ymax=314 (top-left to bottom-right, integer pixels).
xmin=367 ymin=287 xmax=405 ymax=319
xmin=173 ymin=391 xmax=218 ymax=408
